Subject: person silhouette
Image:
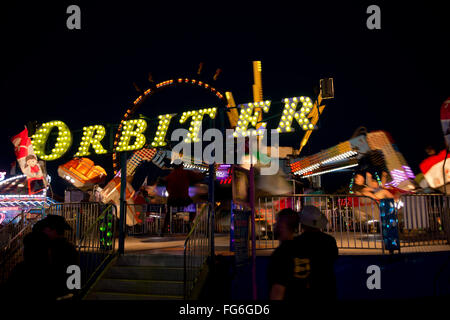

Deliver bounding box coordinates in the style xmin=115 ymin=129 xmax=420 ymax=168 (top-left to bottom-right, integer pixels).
xmin=268 ymin=206 xmax=338 ymax=300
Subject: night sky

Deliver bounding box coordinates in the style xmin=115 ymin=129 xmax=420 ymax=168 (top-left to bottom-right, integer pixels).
xmin=1 ymin=1 xmax=448 ymax=195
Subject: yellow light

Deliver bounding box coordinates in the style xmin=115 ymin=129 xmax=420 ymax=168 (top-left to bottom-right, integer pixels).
xmin=32 ymin=120 xmax=72 ymax=161
xmin=179 ymin=107 xmax=217 ymax=143
xmin=115 ymin=119 xmax=147 ymax=152
xmin=234 ymin=101 xmax=271 ymax=137
xmin=75 ymin=125 xmax=107 ymax=157
xmin=150 ymin=113 xmax=175 ymax=147
xmin=276 ymin=96 xmax=313 ymax=132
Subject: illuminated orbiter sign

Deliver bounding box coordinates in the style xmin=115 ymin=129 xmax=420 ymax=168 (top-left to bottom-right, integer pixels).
xmin=31 ymin=95 xmax=316 ymax=161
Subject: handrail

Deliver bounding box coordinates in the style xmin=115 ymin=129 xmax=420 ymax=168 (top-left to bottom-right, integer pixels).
xmin=0 ymin=212 xmax=32 ymax=253
xmin=77 ymin=204 xmax=114 ymax=249
xmin=0 ymin=217 xmax=36 ymax=285
xmin=184 ymin=202 xmax=211 ymax=299
xmin=0 ymin=203 xmax=117 ymax=296
xmin=184 ymin=203 xmax=209 ymax=246
xmin=4 ymin=224 xmax=29 ymax=249
xmin=1 ymin=212 xmax=25 ymax=226
xmin=74 ymin=204 xmax=117 ymax=297
xmin=46 ymin=202 xmax=118 ymax=298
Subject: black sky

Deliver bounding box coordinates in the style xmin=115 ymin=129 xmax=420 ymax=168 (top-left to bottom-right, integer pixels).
xmin=0 ymin=1 xmax=449 ymax=193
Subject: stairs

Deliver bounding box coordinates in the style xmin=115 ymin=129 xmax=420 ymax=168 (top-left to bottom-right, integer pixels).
xmin=85 ymin=254 xmax=185 ymax=300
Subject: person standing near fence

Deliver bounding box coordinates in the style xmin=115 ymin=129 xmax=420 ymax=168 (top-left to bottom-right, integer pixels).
xmin=268 ymin=206 xmax=338 ymax=300
xmin=2 ymin=215 xmax=79 ymax=300
xmin=32 ymin=215 xmax=79 ymax=299
xmin=163 ymin=163 xmax=204 ymax=234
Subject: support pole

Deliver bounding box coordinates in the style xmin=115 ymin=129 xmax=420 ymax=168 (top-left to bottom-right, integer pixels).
xmin=118 ymin=151 xmax=127 ymax=254
xmin=443 ymin=147 xmax=449 ymax=195
xmin=208 ymin=164 xmax=215 ymax=260
xmin=443 ymin=146 xmax=450 ymax=244
xmin=249 ymin=164 xmax=257 ymax=300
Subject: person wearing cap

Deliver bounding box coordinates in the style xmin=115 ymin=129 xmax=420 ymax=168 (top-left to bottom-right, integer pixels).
xmin=33 ymin=215 xmax=78 ymax=299
xmin=32 ymin=214 xmax=73 ymax=240
xmin=43 ymin=215 xmax=79 ymax=299
xmin=2 ymin=215 xmax=78 ymax=300
xmin=268 ymin=206 xmax=338 ymax=300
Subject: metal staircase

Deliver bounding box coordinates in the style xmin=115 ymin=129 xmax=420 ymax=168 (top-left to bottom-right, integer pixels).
xmin=84 ymin=202 xmax=212 ymax=300
xmin=0 ymin=201 xmax=212 ymax=300
xmin=85 ymin=254 xmax=185 ymax=300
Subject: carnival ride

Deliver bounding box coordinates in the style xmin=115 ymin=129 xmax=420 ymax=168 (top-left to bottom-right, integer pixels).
xmin=288 ymin=129 xmax=417 ymax=222
xmin=95 ymin=72 xmax=230 ymax=226
xmin=58 ymin=61 xmax=330 ymax=228
xmin=2 ymin=58 xmax=422 ymax=236
xmin=58 ymin=157 xmax=107 ymax=190
xmin=3 ymin=61 xmax=335 ymax=232
xmin=0 ymin=174 xmax=56 ymax=225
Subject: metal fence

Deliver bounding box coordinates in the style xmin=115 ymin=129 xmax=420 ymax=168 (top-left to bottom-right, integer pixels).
xmin=398 ymin=194 xmax=450 ymax=247
xmin=184 ymin=203 xmax=211 ymax=299
xmin=0 ymin=203 xmax=117 ymax=296
xmin=256 ymin=195 xmax=385 ymax=251
xmin=0 ymin=212 xmax=38 ymax=285
xmin=76 ymin=204 xmax=117 ymax=292
xmin=214 ymin=209 xmax=231 ymax=233
xmin=48 ymin=202 xmax=103 ymax=244
xmin=254 ymin=194 xmax=450 ymax=252
xmin=49 ymin=202 xmax=118 ymax=292
xmin=126 ymin=204 xmax=194 ymax=236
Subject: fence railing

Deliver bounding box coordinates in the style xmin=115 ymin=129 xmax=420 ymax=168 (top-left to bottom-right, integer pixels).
xmin=126 ymin=204 xmax=194 ymax=236
xmin=399 ymin=194 xmax=450 ymax=247
xmin=0 ymin=212 xmax=37 ymax=285
xmin=76 ymin=204 xmax=117 ymax=294
xmin=256 ymin=195 xmax=384 ymax=251
xmin=184 ymin=202 xmax=211 ymax=299
xmin=214 ymin=210 xmax=230 ymax=233
xmin=0 ymin=202 xmax=117 ymax=296
xmin=253 ymin=194 xmax=450 ymax=252
xmin=48 ymin=202 xmax=118 ymax=294
xmin=48 ymin=202 xmax=102 ymax=244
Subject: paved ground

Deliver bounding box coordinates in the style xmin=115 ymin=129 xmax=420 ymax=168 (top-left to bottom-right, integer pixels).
xmin=118 ymin=233 xmax=450 ymax=256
